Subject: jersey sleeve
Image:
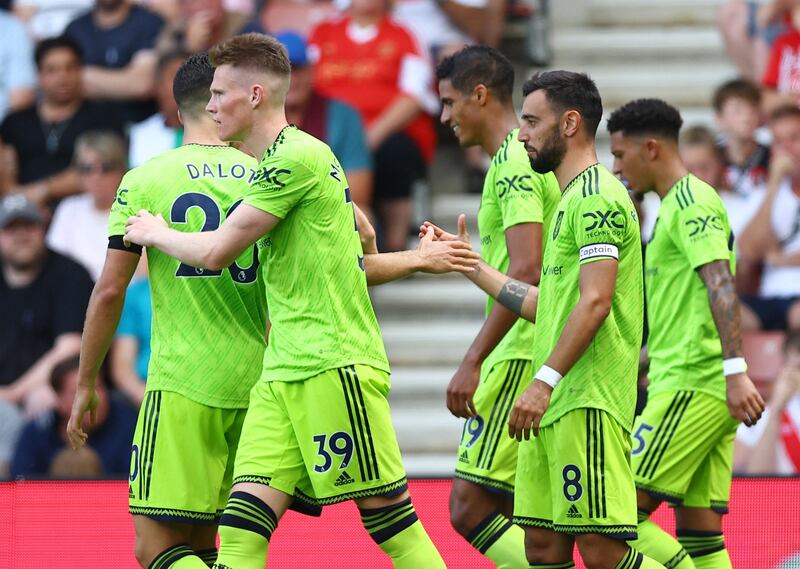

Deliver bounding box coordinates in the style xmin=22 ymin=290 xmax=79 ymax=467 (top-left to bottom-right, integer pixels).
xmin=571 ymin=183 xmax=629 ymax=265
xmin=108 ymin=170 xmax=146 ymax=254
xmin=670 ymin=194 xmax=731 ymax=270
xmin=494 ymin=161 xmax=546 ymax=231
xmin=243 ymin=156 xmax=316 ymax=219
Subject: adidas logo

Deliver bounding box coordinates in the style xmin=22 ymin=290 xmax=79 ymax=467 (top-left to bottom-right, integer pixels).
xmin=128 ymin=485 xmax=134 ymax=499
xmin=334 ymin=471 xmax=355 ymax=487
xmin=458 ymin=450 xmax=470 ymax=463
xmin=567 ymin=505 xmax=582 ymax=519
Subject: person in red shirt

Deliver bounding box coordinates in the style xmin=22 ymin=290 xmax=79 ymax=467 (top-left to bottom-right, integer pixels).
xmin=762 ymin=6 xmax=800 ymax=112
xmin=309 ymin=0 xmax=438 ymax=251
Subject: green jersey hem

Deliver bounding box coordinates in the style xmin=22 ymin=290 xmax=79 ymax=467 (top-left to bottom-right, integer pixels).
xmin=539 ymin=403 xmax=633 ymax=434
xmin=260 ymin=357 xmax=391 ymax=383
xmin=143 ymin=385 xmax=249 ymax=410
xmin=646 ymin=383 xmax=726 ymax=403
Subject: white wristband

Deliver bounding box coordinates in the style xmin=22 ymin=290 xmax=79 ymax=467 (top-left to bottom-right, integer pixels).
xmin=723 ymin=357 xmax=747 ymax=377
xmin=535 ymin=365 xmax=563 ymax=389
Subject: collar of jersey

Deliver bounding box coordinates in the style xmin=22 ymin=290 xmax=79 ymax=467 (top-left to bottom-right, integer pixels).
xmin=664 ymin=173 xmax=692 ymax=200
xmin=264 ymin=124 xmax=295 ymax=159
xmin=563 ymin=162 xmax=600 ymax=197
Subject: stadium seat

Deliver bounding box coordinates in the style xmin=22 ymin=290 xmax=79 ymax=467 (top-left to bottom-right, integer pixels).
xmin=260 ymin=0 xmax=338 ymax=38
xmin=743 ymin=331 xmax=786 ymax=393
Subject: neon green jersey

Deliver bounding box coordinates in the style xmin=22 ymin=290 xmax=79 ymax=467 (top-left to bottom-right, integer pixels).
xmin=243 ymin=126 xmax=389 ymax=382
xmin=533 ymin=164 xmax=644 ymax=431
xmin=646 ymin=174 xmax=735 ymax=401
xmin=108 ymin=144 xmax=267 ymax=409
xmin=477 ymin=129 xmax=560 ymax=370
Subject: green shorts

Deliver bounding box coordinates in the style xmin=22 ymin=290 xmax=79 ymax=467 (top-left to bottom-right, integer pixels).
xmin=232 ymin=365 xmax=407 ymax=514
xmin=455 ymin=359 xmax=532 ymax=494
xmin=129 ymin=391 xmax=247 ymax=524
xmin=632 ymin=390 xmax=738 ymax=513
xmin=514 ymin=408 xmax=637 ymax=540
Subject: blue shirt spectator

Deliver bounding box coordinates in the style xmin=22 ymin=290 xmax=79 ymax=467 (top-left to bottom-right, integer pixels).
xmin=116 ymin=277 xmax=151 ymax=381
xmin=65 ymin=1 xmax=163 ymax=125
xmin=10 ymin=356 xmax=136 ymax=479
xmin=0 ymin=11 xmax=36 ymax=121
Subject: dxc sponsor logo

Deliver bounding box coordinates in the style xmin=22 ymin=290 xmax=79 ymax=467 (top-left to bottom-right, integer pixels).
xmin=253 ymin=166 xmax=291 ymax=188
xmin=115 ymin=188 xmax=128 ymax=206
xmin=497 ymin=174 xmax=532 ymax=198
xmin=686 ymin=215 xmax=722 ymax=237
xmin=583 ymin=210 xmax=624 ymax=231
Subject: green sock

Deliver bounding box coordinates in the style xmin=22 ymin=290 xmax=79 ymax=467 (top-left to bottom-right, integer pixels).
xmin=466 ymin=512 xmax=528 ymax=568
xmin=614 ymin=547 xmax=667 ymax=569
xmin=360 ymin=497 xmax=446 ymax=568
xmin=677 ymin=531 xmax=732 ymax=569
xmin=195 ymin=548 xmax=217 ymax=567
xmin=528 ymin=563 xmax=575 ymax=568
xmin=147 ymin=544 xmax=208 ymax=569
xmin=630 ymin=511 xmax=694 ymax=568
xmin=213 ymin=491 xmax=277 ymax=569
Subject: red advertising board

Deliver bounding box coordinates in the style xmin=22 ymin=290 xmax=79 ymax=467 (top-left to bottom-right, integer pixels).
xmin=1 ymin=478 xmax=798 ymax=568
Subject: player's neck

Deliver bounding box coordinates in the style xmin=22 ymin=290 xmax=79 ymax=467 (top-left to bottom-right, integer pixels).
xmin=555 ymin=144 xmax=599 ymax=193
xmin=244 ymin=113 xmax=290 ymax=159
xmin=482 ymin=108 xmax=519 ymax=157
xmin=182 ymin=122 xmax=225 ymax=147
xmin=654 ymin=157 xmax=689 ymax=199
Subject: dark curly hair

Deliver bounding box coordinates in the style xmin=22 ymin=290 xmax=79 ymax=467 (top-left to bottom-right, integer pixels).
xmin=606 ymin=98 xmax=683 ymax=141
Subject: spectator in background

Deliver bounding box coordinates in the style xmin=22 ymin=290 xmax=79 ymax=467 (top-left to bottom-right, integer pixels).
xmin=128 ymin=51 xmax=185 ymax=167
xmin=719 ymin=0 xmax=795 ymax=82
xmin=111 ymin=261 xmax=150 ymax=408
xmin=310 ymin=0 xmax=438 ymax=251
xmin=761 ymin=3 xmax=800 ymax=113
xmin=0 ymin=194 xmax=92 ymax=412
xmin=739 ymin=105 xmax=800 ymax=330
xmin=714 ymin=79 xmax=770 ymax=199
xmin=12 ymin=0 xmax=93 ymax=40
xmin=735 ymin=330 xmax=800 ymax=474
xmin=46 ymin=130 xmax=127 ymax=281
xmin=155 ymin=0 xmax=263 ymax=57
xmin=0 ymin=36 xmax=124 ymax=207
xmin=65 ymin=0 xmax=164 ymax=126
xmin=10 ymin=355 xmax=136 ymax=479
xmin=279 ymin=31 xmax=373 ymax=212
xmin=0 ymin=9 xmax=36 ymax=121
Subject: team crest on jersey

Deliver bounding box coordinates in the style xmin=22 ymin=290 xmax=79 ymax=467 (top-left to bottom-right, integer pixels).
xmin=552 ymin=211 xmax=564 ymax=240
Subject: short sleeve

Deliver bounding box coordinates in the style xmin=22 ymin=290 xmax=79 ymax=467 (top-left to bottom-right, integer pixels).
xmin=243 ymin=157 xmax=316 ymax=219
xmin=572 ymin=176 xmax=628 ymax=265
xmin=494 ymin=161 xmax=545 ymax=231
xmin=328 ymin=101 xmax=372 ymax=172
xmin=108 ymin=170 xmax=145 ymax=254
xmin=670 ymin=193 xmax=731 ymax=270
xmin=3 ymin=19 xmax=36 ymax=92
xmin=762 ymin=35 xmax=785 ymax=89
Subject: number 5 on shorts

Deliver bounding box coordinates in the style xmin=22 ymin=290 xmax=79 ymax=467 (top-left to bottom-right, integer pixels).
xmin=631 ymin=423 xmax=653 ymax=456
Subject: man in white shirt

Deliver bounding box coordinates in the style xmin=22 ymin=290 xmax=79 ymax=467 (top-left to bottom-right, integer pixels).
xmin=739 ymin=104 xmax=800 ymax=330
xmin=46 ymin=130 xmax=127 ymax=281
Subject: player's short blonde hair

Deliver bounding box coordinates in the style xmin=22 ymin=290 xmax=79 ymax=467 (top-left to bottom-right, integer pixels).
xmin=210 ymin=33 xmax=291 ymax=105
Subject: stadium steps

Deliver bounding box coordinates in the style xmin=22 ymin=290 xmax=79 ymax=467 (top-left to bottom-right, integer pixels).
xmin=586 ymin=0 xmax=724 ymax=27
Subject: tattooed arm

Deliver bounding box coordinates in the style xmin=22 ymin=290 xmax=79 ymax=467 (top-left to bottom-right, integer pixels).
xmin=698 ymin=260 xmax=765 ymax=426
xmin=465 ymin=261 xmax=540 ymax=322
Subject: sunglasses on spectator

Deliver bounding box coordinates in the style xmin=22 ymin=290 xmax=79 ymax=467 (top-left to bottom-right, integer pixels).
xmin=76 ymin=161 xmax=119 ymax=174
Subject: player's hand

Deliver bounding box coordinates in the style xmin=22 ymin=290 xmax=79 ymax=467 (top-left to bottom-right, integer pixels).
xmin=508 ymin=380 xmax=552 ymax=440
xmin=125 ymin=210 xmax=167 ymax=247
xmin=416 ymin=225 xmax=479 ymax=274
xmin=726 ymin=372 xmax=765 ymax=427
xmin=66 ymin=385 xmax=99 ymax=450
xmin=446 ymin=359 xmax=480 ymax=418
xmin=419 ymin=214 xmax=471 ymax=243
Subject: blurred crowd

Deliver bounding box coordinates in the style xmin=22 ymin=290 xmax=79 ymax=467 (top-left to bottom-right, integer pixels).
xmin=0 ymin=0 xmax=799 ymax=480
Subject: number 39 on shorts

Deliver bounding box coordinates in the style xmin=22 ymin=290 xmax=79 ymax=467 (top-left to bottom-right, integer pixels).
xmin=312 ymin=432 xmax=355 ymax=473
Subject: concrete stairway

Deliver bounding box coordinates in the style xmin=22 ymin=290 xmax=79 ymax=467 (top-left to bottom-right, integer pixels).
xmin=381 ymin=1 xmax=737 ymax=475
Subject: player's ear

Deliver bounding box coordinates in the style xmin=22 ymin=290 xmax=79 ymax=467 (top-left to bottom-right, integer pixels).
xmin=644 ymin=138 xmax=659 ymax=161
xmin=562 ymin=110 xmax=581 ymax=137
xmin=474 ymin=84 xmax=488 ymax=106
xmin=250 ymin=84 xmax=264 ymax=108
